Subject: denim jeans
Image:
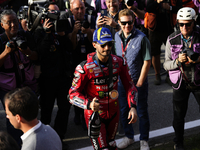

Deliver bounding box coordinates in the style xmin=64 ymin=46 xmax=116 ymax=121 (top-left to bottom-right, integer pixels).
xmin=118 ymin=79 xmax=150 ymax=141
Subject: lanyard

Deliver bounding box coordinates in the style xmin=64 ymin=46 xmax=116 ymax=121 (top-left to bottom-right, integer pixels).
xmin=95 ymin=54 xmax=113 ymax=91
xmin=121 ymin=40 xmax=131 ymax=59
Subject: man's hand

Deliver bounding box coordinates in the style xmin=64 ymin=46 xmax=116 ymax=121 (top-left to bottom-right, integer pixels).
xmin=5 ymin=41 xmax=15 ymax=54
xmin=103 ymin=16 xmax=118 ymax=28
xmin=161 ymin=3 xmax=170 ymax=10
xmin=157 ymin=0 xmax=164 ymax=3
xmin=73 ymin=21 xmax=82 ymax=34
xmin=18 ymin=46 xmax=31 ymax=55
xmin=90 ymin=97 xmax=100 ymax=112
xmin=43 ymin=19 xmax=53 ymax=33
xmin=96 ymin=16 xmax=105 ymax=28
xmin=187 ymin=56 xmax=200 ymax=64
xmin=178 ymin=53 xmax=187 ymax=63
xmin=128 ymin=107 xmax=137 ymax=124
xmin=81 ymin=26 xmax=89 ymax=34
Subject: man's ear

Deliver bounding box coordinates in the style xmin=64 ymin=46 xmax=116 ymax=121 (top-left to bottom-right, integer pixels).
xmin=15 ymin=114 xmax=22 ymax=123
xmin=92 ymin=42 xmax=97 ymax=48
xmin=1 ymin=22 xmax=4 ymax=29
xmin=118 ymin=20 xmax=121 ymax=26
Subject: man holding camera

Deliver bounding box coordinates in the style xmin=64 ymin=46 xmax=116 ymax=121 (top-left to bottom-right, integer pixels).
xmin=33 ymin=3 xmax=72 ymax=146
xmin=68 ymin=0 xmax=96 ymax=128
xmin=0 ymin=9 xmax=38 ymax=146
xmin=163 ymin=7 xmax=200 ymax=150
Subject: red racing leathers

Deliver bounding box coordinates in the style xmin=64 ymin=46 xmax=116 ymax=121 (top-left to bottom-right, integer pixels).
xmin=69 ymin=52 xmax=137 ymax=149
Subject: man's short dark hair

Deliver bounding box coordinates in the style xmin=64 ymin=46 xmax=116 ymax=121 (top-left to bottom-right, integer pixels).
xmin=0 ymin=131 xmax=20 ymax=150
xmin=4 ymin=87 xmax=39 ymax=121
xmin=44 ymin=1 xmax=57 ymax=9
xmin=0 ymin=9 xmax=17 ymax=22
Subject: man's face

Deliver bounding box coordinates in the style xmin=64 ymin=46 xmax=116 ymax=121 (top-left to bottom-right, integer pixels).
xmin=5 ymin=100 xmax=20 ymax=129
xmin=119 ymin=15 xmax=134 ymax=35
xmin=178 ymin=20 xmax=194 ymax=37
xmin=93 ymin=41 xmax=113 ymax=57
xmin=71 ymin=1 xmax=85 ymax=21
xmin=106 ymin=0 xmax=119 ymax=14
xmin=1 ymin=14 xmax=19 ymax=36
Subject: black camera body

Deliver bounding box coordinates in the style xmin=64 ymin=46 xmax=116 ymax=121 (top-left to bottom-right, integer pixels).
xmin=180 ymin=48 xmax=199 ymax=62
xmin=80 ymin=20 xmax=90 ymax=29
xmin=161 ymin=0 xmax=170 ymax=3
xmin=9 ymin=37 xmax=28 ymax=50
xmin=124 ymin=0 xmax=135 ymax=6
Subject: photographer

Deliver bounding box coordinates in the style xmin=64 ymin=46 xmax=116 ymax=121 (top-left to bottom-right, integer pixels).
xmin=163 ymin=7 xmax=200 ymax=150
xmin=33 ymin=3 xmax=72 ymax=146
xmin=0 ymin=9 xmax=38 ymax=146
xmin=67 ymin=0 xmax=96 ymax=130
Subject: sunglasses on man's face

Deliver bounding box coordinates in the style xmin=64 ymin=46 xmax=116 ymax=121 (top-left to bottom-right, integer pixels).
xmin=179 ymin=22 xmax=193 ymax=27
xmin=100 ymin=42 xmax=114 ymax=48
xmin=120 ymin=20 xmax=133 ymax=25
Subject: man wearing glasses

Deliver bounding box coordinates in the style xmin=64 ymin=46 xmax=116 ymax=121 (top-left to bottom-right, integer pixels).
xmin=115 ymin=9 xmax=151 ymax=150
xmin=163 ymin=7 xmax=200 ymax=150
xmin=69 ymin=27 xmax=138 ymax=150
xmin=0 ymin=9 xmax=38 ymax=147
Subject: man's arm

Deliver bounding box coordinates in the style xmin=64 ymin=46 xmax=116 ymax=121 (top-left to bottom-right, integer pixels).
xmin=69 ymin=63 xmax=92 ymax=110
xmin=136 ymin=60 xmax=151 ymax=87
xmin=126 ymin=4 xmax=145 ymax=19
xmin=136 ymin=37 xmax=151 ymax=87
xmin=0 ymin=43 xmax=14 ymax=67
xmin=163 ymin=38 xmax=178 ymax=71
xmin=119 ymin=57 xmax=138 ymax=124
xmin=68 ymin=20 xmax=81 ymax=50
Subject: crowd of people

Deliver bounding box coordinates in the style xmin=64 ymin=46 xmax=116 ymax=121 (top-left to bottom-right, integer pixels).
xmin=0 ymin=0 xmax=200 ymax=150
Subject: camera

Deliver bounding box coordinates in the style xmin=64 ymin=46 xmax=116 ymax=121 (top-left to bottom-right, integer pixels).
xmin=18 ymin=3 xmax=70 ymax=32
xmin=160 ymin=0 xmax=170 ymax=3
xmin=180 ymin=48 xmax=199 ymax=62
xmin=124 ymin=0 xmax=135 ymax=6
xmin=81 ymin=20 xmax=90 ymax=29
xmin=9 ymin=37 xmax=28 ymax=50
xmin=18 ymin=6 xmax=29 ymax=20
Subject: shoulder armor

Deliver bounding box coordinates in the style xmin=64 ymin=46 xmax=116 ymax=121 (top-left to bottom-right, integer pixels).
xmin=76 ymin=60 xmax=87 ymax=74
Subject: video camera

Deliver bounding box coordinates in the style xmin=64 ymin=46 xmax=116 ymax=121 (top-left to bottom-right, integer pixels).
xmin=180 ymin=48 xmax=199 ymax=62
xmin=18 ymin=1 xmax=69 ymax=32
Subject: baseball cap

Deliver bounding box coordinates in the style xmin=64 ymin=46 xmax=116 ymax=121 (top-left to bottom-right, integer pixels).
xmin=93 ymin=27 xmax=114 ymax=45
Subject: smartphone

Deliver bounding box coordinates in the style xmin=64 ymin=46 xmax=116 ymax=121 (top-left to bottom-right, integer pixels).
xmin=100 ymin=9 xmax=107 ymax=18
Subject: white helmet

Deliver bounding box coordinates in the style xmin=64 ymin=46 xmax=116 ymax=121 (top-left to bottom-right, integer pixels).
xmin=177 ymin=7 xmax=197 ymax=21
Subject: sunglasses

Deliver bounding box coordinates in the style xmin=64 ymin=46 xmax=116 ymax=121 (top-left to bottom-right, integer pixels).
xmin=120 ymin=20 xmax=133 ymax=25
xmin=179 ymin=22 xmax=192 ymax=27
xmin=100 ymin=42 xmax=114 ymax=48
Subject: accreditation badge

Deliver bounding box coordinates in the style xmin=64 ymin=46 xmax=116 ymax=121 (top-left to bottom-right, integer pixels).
xmin=109 ymin=90 xmax=119 ymax=100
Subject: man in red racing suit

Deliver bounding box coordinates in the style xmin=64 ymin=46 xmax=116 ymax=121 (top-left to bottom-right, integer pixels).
xmin=69 ymin=27 xmax=137 ymax=150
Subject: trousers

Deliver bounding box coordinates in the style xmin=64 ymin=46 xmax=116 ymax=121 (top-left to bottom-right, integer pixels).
xmin=118 ymin=79 xmax=150 ymax=141
xmin=173 ymin=81 xmax=200 ymax=144
xmin=39 ymin=75 xmax=72 ymax=140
